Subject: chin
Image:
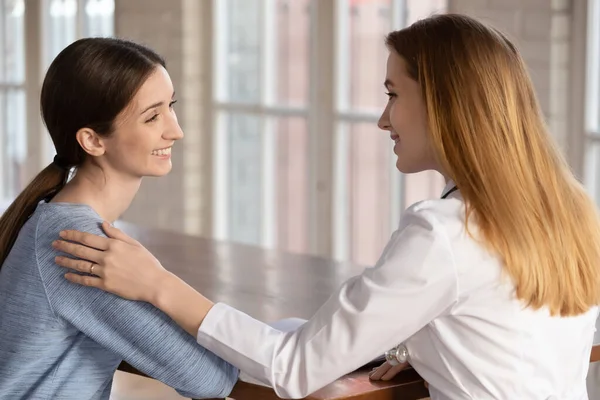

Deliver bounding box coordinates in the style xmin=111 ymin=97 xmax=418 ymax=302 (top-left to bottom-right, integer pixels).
xmin=395 ymin=159 xmax=424 ymax=174
xmin=146 ymin=165 xmax=173 ymax=177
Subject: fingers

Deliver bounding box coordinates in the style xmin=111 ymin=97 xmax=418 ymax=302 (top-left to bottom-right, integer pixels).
xmin=369 ymin=362 xmax=391 ymax=381
xmin=52 ymin=239 xmax=104 ymax=264
xmin=56 ymin=256 xmax=102 ymax=277
xmin=381 ymin=362 xmax=408 ymax=380
xmin=102 ymin=221 xmax=139 ymax=245
xmin=369 ymin=361 xmax=409 ymax=381
xmin=64 ymin=272 xmax=103 ymax=289
xmin=58 ymin=229 xmax=110 ymax=251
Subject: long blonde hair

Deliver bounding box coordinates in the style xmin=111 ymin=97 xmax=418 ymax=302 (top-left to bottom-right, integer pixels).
xmin=387 ymin=14 xmax=600 ymax=316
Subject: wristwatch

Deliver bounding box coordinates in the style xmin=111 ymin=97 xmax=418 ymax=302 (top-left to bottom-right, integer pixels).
xmin=384 ymin=343 xmax=408 ymax=366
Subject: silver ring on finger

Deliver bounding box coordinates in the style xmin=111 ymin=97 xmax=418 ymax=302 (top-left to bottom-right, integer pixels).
xmin=90 ymin=264 xmax=95 ymax=275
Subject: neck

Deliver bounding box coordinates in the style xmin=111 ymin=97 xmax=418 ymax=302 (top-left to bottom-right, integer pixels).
xmin=51 ymin=163 xmax=142 ymax=223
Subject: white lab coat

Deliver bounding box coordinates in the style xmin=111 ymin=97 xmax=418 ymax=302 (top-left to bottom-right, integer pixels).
xmin=196 ymin=181 xmax=598 ymax=399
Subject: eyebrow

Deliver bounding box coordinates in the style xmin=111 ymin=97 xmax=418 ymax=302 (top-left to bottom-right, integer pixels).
xmin=139 ymin=91 xmax=176 ymax=115
xmin=384 ymin=79 xmax=394 ymax=89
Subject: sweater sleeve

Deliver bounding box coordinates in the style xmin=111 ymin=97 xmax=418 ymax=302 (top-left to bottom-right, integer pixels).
xmin=34 ymin=206 xmax=239 ymax=399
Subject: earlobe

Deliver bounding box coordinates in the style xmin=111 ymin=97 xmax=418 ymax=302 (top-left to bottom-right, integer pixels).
xmin=75 ymin=127 xmax=105 ymax=157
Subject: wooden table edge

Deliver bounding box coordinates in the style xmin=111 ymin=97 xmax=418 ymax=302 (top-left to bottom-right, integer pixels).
xmin=591 ymin=344 xmax=600 ymax=363
xmin=116 ymin=343 xmax=600 ymax=399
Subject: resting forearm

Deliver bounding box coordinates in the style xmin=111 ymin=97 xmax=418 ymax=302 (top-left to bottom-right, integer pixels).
xmin=152 ymin=271 xmax=214 ymax=337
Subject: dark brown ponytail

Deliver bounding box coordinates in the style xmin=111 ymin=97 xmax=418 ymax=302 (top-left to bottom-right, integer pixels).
xmin=0 ymin=164 xmax=69 ymax=267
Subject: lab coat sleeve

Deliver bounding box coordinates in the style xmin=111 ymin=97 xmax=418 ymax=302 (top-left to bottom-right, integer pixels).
xmin=196 ymin=206 xmax=459 ymax=399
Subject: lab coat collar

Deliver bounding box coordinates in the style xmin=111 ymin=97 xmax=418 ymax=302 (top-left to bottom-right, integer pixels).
xmin=441 ymin=179 xmax=458 ymax=199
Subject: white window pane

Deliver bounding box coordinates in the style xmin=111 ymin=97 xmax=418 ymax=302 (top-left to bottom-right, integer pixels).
xmin=586 ymin=0 xmax=600 ymax=133
xmin=275 ymin=117 xmax=309 ymax=253
xmin=338 ymin=0 xmax=448 ymax=112
xmin=338 ymin=121 xmax=393 ymax=266
xmin=585 ymin=139 xmax=600 ymax=204
xmin=333 ymin=0 xmax=449 ymax=264
xmin=42 ymin=0 xmax=115 ymax=164
xmin=273 ymin=0 xmax=310 ymax=106
xmin=45 ymin=0 xmax=115 ymax=66
xmin=227 ymin=113 xmax=263 ymax=245
xmin=83 ymin=0 xmax=114 ymax=37
xmin=215 ymin=113 xmax=309 ymax=250
xmin=220 ymin=0 xmax=262 ymax=103
xmin=0 ymin=89 xmax=26 ymax=201
xmin=0 ymin=0 xmax=25 ymax=203
xmin=45 ymin=0 xmax=78 ymax=67
xmin=1 ymin=0 xmax=25 ymax=83
xmin=0 ymin=3 xmax=3 ymax=81
xmin=405 ymin=0 xmax=446 ymax=25
xmin=342 ymin=0 xmax=392 ymax=112
xmin=593 ymin=26 xmax=600 ymax=133
xmin=584 ymin=2 xmax=600 ymax=203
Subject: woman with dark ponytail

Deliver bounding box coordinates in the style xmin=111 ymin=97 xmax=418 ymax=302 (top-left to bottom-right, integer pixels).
xmin=0 ymin=38 xmax=238 ymax=399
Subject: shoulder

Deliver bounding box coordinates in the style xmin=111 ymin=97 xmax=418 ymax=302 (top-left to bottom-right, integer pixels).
xmin=373 ymin=199 xmax=461 ymax=278
xmin=397 ymin=196 xmax=468 ymax=242
xmin=404 ymin=196 xmax=464 ymax=225
xmin=30 ymin=204 xmax=108 ymax=312
xmin=366 ymin=198 xmax=460 ymax=304
xmin=390 ymin=198 xmax=460 ymax=240
xmin=32 ymin=203 xmax=107 ymax=280
xmin=34 ymin=202 xmax=106 ymax=242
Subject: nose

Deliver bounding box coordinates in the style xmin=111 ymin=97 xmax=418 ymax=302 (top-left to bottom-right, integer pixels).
xmin=163 ymin=112 xmax=184 ymax=141
xmin=378 ymin=105 xmax=391 ymax=131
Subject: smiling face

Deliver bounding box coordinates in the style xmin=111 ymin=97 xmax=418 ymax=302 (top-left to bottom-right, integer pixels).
xmin=99 ymin=66 xmax=183 ymax=178
xmin=377 ymin=51 xmax=438 ymax=174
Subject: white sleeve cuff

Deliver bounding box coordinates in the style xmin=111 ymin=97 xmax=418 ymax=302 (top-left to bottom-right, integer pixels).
xmin=197 ymin=302 xmax=282 ymax=386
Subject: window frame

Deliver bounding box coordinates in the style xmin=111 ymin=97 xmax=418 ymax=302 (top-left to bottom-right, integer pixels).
xmin=9 ymin=0 xmax=115 ymax=194
xmin=332 ymin=0 xmax=406 ymax=261
xmin=212 ymin=0 xmax=310 ymax=249
xmin=0 ymin=0 xmax=27 ymax=203
xmin=583 ymin=0 xmax=600 ymax=200
xmin=211 ymin=0 xmax=414 ymax=260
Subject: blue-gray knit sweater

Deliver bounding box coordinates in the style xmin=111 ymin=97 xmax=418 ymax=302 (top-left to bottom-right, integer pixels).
xmin=0 ymin=201 xmax=238 ymax=399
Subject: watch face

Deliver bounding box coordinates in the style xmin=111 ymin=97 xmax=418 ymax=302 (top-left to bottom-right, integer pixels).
xmin=396 ymin=345 xmax=408 ymax=363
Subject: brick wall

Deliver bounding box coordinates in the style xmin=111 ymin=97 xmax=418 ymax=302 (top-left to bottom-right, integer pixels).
xmin=114 ymin=0 xmax=212 ymax=235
